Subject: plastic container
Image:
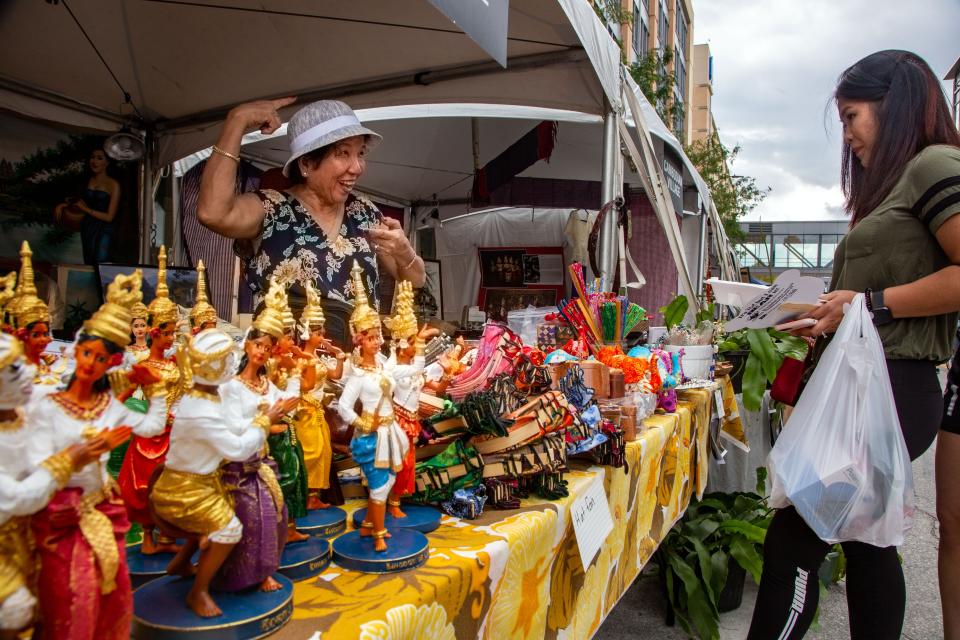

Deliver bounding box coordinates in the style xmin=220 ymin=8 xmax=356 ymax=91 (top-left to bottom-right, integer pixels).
xmin=506 ymin=306 xmax=555 ymax=347
xmin=664 ymin=344 xmax=714 ymax=381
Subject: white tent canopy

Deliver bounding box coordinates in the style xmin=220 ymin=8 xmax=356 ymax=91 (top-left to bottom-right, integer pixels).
xmin=1 ymin=0 xmax=737 ymax=297
xmin=0 ymin=0 xmax=619 ymax=165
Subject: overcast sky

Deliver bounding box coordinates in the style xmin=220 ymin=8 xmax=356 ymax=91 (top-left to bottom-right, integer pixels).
xmin=693 ymin=0 xmax=960 ymax=222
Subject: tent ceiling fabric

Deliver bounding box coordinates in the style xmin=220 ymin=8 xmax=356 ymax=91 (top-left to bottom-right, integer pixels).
xmin=0 ymin=0 xmax=616 ymax=164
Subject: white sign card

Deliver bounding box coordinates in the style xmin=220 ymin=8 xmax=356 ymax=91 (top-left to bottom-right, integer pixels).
xmin=721 ymin=269 xmax=825 ymax=331
xmin=571 ymin=474 xmax=615 ymax=571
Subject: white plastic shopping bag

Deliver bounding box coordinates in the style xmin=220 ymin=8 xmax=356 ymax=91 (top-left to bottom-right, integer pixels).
xmin=767 ymin=295 xmax=914 ymax=547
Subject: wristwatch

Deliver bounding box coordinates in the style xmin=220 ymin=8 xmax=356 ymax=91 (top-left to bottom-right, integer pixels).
xmin=865 ymin=288 xmax=894 ymax=326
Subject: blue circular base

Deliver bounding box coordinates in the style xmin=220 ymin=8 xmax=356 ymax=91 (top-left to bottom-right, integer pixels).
xmin=127 ymin=543 xmax=198 ymax=589
xmin=278 ymin=536 xmax=330 ymax=581
xmin=351 ymin=504 xmax=442 ymax=533
xmin=132 ymin=574 xmax=293 ymax=640
xmin=295 ymin=506 xmax=347 ymax=539
xmin=332 ymin=529 xmax=429 ymax=574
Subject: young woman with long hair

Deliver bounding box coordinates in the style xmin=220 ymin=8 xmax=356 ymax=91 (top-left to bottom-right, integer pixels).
xmin=747 ymin=50 xmax=960 ymax=640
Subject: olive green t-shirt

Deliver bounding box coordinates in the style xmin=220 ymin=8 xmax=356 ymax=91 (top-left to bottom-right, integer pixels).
xmin=829 ymin=144 xmax=960 ymax=362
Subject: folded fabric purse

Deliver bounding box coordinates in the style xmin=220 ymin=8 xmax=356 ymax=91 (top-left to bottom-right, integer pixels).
xmin=410 ymin=440 xmax=484 ymax=505
xmin=440 ymin=485 xmax=488 ymax=520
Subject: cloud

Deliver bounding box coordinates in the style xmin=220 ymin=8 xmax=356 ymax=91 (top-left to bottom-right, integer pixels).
xmin=694 ymin=0 xmax=960 ymax=221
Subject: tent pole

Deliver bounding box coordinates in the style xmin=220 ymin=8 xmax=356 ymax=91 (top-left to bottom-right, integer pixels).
xmin=696 ymin=208 xmax=707 ymax=296
xmin=598 ymin=100 xmax=620 ymax=290
xmin=138 ymin=131 xmax=155 ymax=264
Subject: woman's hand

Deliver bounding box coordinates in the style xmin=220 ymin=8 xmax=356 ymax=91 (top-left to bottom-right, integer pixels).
xmin=368 ymin=217 xmax=415 ymax=264
xmin=788 ymin=290 xmax=858 ymax=338
xmin=226 ymin=97 xmax=296 ymax=135
xmin=128 ymin=363 xmax=162 ymax=387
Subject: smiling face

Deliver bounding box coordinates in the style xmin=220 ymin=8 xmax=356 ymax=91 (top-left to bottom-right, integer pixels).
xmin=73 ymin=338 xmax=113 ymax=385
xmin=301 ymin=136 xmax=367 ymax=205
xmin=244 ymin=335 xmax=275 ymax=369
xmin=23 ymin=322 xmax=51 ymax=362
xmin=89 ymin=149 xmax=109 ymax=175
xmin=838 ymin=98 xmax=879 ymax=168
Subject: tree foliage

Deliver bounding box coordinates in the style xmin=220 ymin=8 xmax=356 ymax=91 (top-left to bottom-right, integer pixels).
xmin=684 ymin=134 xmax=768 ymax=242
xmin=627 ymin=48 xmax=685 ymax=140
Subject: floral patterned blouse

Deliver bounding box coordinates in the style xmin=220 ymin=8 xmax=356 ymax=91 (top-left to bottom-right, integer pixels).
xmin=245 ymin=189 xmax=383 ymax=311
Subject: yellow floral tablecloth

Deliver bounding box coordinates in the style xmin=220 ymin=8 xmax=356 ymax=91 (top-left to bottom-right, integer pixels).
xmin=276 ymin=383 xmax=721 ymax=640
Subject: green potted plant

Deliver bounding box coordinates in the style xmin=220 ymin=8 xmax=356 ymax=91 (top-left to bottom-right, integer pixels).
xmin=716 ymin=328 xmax=808 ymax=411
xmin=657 ymin=469 xmax=772 ymax=640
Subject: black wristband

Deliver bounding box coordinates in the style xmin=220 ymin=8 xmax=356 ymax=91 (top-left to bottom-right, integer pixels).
xmin=864 ymin=288 xmax=874 ymax=312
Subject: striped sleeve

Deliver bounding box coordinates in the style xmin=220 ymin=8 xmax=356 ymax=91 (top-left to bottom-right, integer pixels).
xmin=908 ymin=145 xmax=960 ymax=232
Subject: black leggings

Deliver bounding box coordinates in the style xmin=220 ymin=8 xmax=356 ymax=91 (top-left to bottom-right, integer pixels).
xmin=747 ymin=359 xmax=943 ymax=640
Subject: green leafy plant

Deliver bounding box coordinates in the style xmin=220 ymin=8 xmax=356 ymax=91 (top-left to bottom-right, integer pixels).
xmin=684 ymin=134 xmax=769 ymax=243
xmin=659 ymin=294 xmax=690 ymax=330
xmin=628 ymin=48 xmax=685 ymax=138
xmin=659 ymin=468 xmax=772 ymax=640
xmin=716 ymin=328 xmax=808 ymax=411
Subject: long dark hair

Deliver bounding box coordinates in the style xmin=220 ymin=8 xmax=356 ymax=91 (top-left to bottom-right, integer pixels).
xmin=237 ymin=327 xmax=275 ymax=377
xmin=67 ymin=333 xmax=124 ymax=393
xmin=836 ymin=50 xmax=960 ymax=226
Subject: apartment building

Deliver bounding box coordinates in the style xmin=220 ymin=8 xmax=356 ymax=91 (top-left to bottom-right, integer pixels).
xmin=614 ymin=0 xmax=696 ymax=145
xmin=690 ymin=43 xmax=715 ymax=144
xmin=946 ymin=56 xmax=960 ymax=130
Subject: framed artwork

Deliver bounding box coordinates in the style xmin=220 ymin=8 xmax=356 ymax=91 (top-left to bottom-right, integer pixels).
xmin=415 ymin=259 xmax=443 ymax=320
xmin=95 ymin=263 xmax=199 ymax=308
xmin=56 ymin=265 xmax=99 ymax=337
xmin=478 ymin=249 xmax=525 ymax=288
xmin=483 ymin=287 xmax=557 ymax=321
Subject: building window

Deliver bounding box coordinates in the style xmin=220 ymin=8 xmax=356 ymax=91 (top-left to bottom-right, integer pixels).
xmin=953 ymin=77 xmax=960 ymax=129
xmin=674 ymin=0 xmax=689 ymax=54
xmin=632 ymin=1 xmax=649 ymax=61
xmin=657 ymin=0 xmax=668 ymax=52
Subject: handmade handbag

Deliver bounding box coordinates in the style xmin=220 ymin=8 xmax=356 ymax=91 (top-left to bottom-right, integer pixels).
xmin=410 ymin=440 xmax=484 ymax=505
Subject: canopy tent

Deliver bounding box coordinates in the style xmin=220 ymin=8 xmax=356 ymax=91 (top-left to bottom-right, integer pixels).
xmin=0 ymin=0 xmax=738 ymax=310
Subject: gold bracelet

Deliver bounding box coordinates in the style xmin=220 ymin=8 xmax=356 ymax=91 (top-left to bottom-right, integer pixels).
xmin=211 ymin=145 xmax=240 ymax=163
xmin=253 ymin=413 xmax=272 ymax=435
xmin=41 ymin=451 xmax=74 ymax=488
xmin=402 ymin=254 xmax=418 ymax=271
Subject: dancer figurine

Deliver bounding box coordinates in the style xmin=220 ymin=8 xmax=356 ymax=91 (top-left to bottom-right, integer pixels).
xmin=118 ymin=246 xmax=183 ymax=555
xmin=383 ymin=280 xmax=438 ymax=518
xmin=26 ymin=270 xmax=167 ymax=640
xmin=0 ymin=272 xmax=16 ymax=333
xmin=267 ymin=284 xmax=310 ymax=542
xmin=0 ymin=333 xmax=119 ymax=639
xmin=150 ymin=329 xmax=286 ymax=617
xmin=337 ymin=262 xmax=409 ymax=552
xmin=125 ymin=301 xmax=150 ymax=365
xmin=296 ymin=282 xmax=345 ymax=511
xmin=189 ymin=260 xmax=219 ymax=333
xmin=10 ymin=242 xmax=65 ymax=391
xmin=216 ymin=278 xmax=298 ymax=592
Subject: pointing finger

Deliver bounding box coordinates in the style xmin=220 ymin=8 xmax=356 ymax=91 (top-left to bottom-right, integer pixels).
xmin=271 ymin=96 xmax=297 ymax=109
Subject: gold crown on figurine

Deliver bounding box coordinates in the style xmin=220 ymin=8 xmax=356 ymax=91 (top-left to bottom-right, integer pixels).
xmin=279 ymin=284 xmax=296 ymax=335
xmin=189 ymin=260 xmax=218 ymax=327
xmin=348 ymin=261 xmax=380 ymax=336
xmin=252 ymin=277 xmax=286 ymax=340
xmin=299 ymin=281 xmax=326 ymax=330
xmin=12 ymin=241 xmax=51 ymax=328
xmin=0 ymin=333 xmax=23 ymax=371
xmin=147 ymin=246 xmax=179 ymax=327
xmin=129 ymin=301 xmax=149 ymax=322
xmin=84 ymin=270 xmax=144 ymax=348
xmin=385 ymin=280 xmax=417 ymax=343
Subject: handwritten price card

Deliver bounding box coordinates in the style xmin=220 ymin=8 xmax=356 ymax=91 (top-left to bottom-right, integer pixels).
xmin=571 ymin=474 xmax=614 ymax=570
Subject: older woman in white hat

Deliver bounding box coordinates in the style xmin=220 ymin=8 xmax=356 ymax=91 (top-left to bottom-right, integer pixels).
xmin=197 ymin=97 xmax=424 ymax=313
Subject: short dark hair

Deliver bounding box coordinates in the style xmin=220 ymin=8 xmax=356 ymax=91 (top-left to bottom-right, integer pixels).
xmin=835 ymin=50 xmax=960 ymax=225
xmin=287 ymin=144 xmax=334 ymax=185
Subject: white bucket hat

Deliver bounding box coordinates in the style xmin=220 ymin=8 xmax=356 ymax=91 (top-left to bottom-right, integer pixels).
xmin=283 ymin=100 xmax=382 ymax=177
